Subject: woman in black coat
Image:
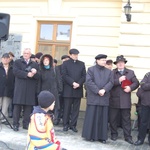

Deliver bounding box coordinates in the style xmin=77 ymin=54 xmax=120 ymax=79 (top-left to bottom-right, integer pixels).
xmin=38 ymin=54 xmax=63 ymax=124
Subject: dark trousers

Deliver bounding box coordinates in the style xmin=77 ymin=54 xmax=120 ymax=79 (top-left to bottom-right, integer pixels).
xmin=63 ymin=97 xmax=81 ymax=127
xmin=109 ymin=108 xmax=132 ymax=139
xmin=54 ymin=95 xmax=64 ymax=122
xmin=138 ymin=105 xmax=150 ymax=142
xmin=8 ymin=99 xmax=14 ymax=117
xmin=59 ymin=95 xmax=64 ymax=119
xmin=13 ymin=104 xmax=33 ymax=127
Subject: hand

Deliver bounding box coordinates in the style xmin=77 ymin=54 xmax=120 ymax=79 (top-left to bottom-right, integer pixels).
xmin=31 ymin=68 xmax=37 ymax=74
xmin=119 ymin=75 xmax=126 ymax=83
xmin=98 ymin=89 xmax=105 ymax=96
xmin=27 ymin=72 xmax=34 ymax=78
xmin=124 ymin=86 xmax=131 ymax=93
xmin=73 ymin=82 xmax=80 ymax=89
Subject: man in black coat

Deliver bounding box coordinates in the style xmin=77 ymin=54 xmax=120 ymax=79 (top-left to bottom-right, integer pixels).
xmin=0 ymin=53 xmax=15 ymax=124
xmin=109 ymin=55 xmax=139 ymax=144
xmin=62 ymin=49 xmax=86 ymax=132
xmin=134 ymin=73 xmax=150 ymax=146
xmin=13 ymin=48 xmax=39 ymax=131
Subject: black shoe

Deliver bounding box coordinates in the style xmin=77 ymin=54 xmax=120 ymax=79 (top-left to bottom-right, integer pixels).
xmin=13 ymin=125 xmax=19 ymax=131
xmin=63 ymin=126 xmax=68 ymax=131
xmin=23 ymin=126 xmax=28 ymax=130
xmin=8 ymin=115 xmax=13 ymax=118
xmin=53 ymin=120 xmax=59 ymax=125
xmin=99 ymin=140 xmax=106 ymax=144
xmin=70 ymin=126 xmax=78 ymax=132
xmin=111 ymin=136 xmax=117 ymax=141
xmin=134 ymin=140 xmax=143 ymax=146
xmin=125 ymin=138 xmax=134 ymax=144
xmin=90 ymin=139 xmax=95 ymax=142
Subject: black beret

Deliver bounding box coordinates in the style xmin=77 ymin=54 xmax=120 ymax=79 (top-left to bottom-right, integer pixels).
xmin=106 ymin=59 xmax=113 ymax=65
xmin=35 ymin=52 xmax=43 ymax=59
xmin=38 ymin=91 xmax=55 ymax=109
xmin=69 ymin=48 xmax=79 ymax=54
xmin=61 ymin=55 xmax=70 ymax=60
xmin=30 ymin=54 xmax=35 ymax=58
xmin=95 ymin=54 xmax=107 ymax=60
xmin=2 ymin=53 xmax=10 ymax=58
xmin=54 ymin=59 xmax=57 ymax=64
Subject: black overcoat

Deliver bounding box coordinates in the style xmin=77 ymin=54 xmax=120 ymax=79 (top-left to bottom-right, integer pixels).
xmin=38 ymin=54 xmax=63 ymax=109
xmin=62 ymin=58 xmax=86 ymax=98
xmin=86 ymin=64 xmax=114 ymax=106
xmin=0 ymin=63 xmax=15 ymax=98
xmin=138 ymin=72 xmax=150 ymax=107
xmin=13 ymin=58 xmax=39 ymax=105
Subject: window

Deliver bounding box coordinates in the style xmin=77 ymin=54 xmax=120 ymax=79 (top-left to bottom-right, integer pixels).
xmin=36 ymin=21 xmax=72 ymax=64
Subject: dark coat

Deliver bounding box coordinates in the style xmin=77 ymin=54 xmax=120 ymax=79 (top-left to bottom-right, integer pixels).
xmin=110 ymin=68 xmax=139 ymax=109
xmin=62 ymin=58 xmax=86 ymax=98
xmin=57 ymin=64 xmax=63 ymax=76
xmin=13 ymin=58 xmax=39 ymax=105
xmin=86 ymin=64 xmax=114 ymax=106
xmin=138 ymin=72 xmax=150 ymax=107
xmin=38 ymin=54 xmax=63 ymax=109
xmin=0 ymin=63 xmax=15 ymax=98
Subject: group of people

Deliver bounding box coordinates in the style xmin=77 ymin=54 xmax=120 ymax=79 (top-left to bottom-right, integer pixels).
xmin=82 ymin=54 xmax=150 ymax=147
xmin=0 ymin=48 xmax=150 ymax=149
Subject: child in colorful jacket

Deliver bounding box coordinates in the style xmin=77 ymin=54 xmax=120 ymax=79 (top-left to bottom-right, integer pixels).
xmin=27 ymin=90 xmax=66 ymax=150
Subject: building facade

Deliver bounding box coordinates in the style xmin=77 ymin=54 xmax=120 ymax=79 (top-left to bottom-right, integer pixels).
xmin=0 ymin=0 xmax=150 ymax=118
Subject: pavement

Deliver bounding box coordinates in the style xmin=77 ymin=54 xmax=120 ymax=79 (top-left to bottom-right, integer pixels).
xmin=0 ymin=112 xmax=150 ymax=150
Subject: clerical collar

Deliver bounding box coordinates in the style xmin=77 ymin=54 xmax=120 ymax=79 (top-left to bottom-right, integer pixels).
xmin=70 ymin=58 xmax=77 ymax=63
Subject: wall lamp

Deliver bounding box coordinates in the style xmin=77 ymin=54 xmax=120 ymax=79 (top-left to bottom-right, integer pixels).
xmin=124 ymin=0 xmax=132 ymax=22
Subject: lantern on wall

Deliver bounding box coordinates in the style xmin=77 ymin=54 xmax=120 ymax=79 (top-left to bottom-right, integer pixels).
xmin=124 ymin=0 xmax=132 ymax=22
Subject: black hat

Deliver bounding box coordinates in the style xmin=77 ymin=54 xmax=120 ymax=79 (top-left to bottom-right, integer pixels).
xmin=106 ymin=59 xmax=113 ymax=65
xmin=61 ymin=55 xmax=70 ymax=60
xmin=30 ymin=54 xmax=35 ymax=58
xmin=38 ymin=91 xmax=55 ymax=109
xmin=35 ymin=52 xmax=43 ymax=59
xmin=69 ymin=48 xmax=79 ymax=54
xmin=114 ymin=55 xmax=127 ymax=65
xmin=2 ymin=53 xmax=10 ymax=58
xmin=54 ymin=59 xmax=57 ymax=64
xmin=95 ymin=54 xmax=107 ymax=60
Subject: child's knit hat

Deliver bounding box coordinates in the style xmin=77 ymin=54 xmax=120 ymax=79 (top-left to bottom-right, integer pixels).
xmin=38 ymin=91 xmax=55 ymax=108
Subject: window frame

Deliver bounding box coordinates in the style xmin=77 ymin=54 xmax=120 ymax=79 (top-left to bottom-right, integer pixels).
xmin=35 ymin=21 xmax=72 ymax=57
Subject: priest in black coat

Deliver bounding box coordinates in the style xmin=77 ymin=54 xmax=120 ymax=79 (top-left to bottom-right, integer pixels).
xmin=82 ymin=54 xmax=114 ymax=143
xmin=62 ymin=49 xmax=86 ymax=132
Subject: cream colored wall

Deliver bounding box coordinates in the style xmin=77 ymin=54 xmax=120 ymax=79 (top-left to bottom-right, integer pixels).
xmin=0 ymin=1 xmax=48 ymax=54
xmin=120 ymin=0 xmax=150 ymax=79
xmin=0 ymin=0 xmax=150 ymax=119
xmin=62 ymin=0 xmax=122 ymax=66
xmin=120 ymin=0 xmax=150 ymax=119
